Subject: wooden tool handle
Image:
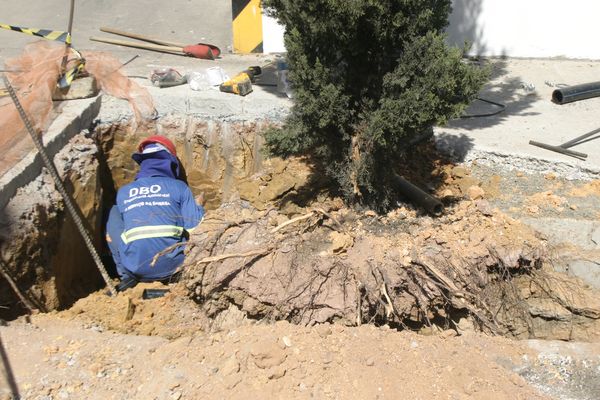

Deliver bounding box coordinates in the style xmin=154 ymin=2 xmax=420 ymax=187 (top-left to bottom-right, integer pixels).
xmin=100 ymin=27 xmax=186 ymax=48
xmin=90 ymin=36 xmax=184 ymax=54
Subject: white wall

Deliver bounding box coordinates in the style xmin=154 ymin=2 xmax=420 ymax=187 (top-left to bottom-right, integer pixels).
xmin=447 ymin=0 xmax=600 ymax=59
xmin=262 ymin=1 xmax=600 ymax=59
xmin=262 ymin=14 xmax=286 ymax=53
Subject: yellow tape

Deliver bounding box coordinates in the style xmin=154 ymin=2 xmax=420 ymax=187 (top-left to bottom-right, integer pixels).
xmin=0 ymin=23 xmax=71 ymax=44
xmin=0 ymin=23 xmax=87 ymax=88
xmin=57 ymin=48 xmax=86 ymax=89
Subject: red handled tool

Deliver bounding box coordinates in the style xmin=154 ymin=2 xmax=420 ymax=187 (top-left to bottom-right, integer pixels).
xmin=90 ymin=27 xmax=220 ymax=60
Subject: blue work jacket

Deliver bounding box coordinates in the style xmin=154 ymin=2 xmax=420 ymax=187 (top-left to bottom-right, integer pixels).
xmin=114 ymin=176 xmax=204 ymax=280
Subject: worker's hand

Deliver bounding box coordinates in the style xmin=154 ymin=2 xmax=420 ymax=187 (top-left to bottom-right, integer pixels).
xmin=195 ymin=192 xmax=205 ymax=206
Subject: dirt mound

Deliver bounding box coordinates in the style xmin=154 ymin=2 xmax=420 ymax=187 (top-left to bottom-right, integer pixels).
xmin=180 ymin=199 xmax=600 ymax=340
xmin=52 ymin=282 xmax=208 ymax=339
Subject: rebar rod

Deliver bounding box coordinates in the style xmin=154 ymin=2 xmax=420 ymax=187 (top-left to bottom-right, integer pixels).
xmin=559 ymin=126 xmax=600 ymax=149
xmin=60 ymin=0 xmax=76 ymax=76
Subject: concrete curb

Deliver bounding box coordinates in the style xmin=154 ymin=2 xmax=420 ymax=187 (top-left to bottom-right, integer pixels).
xmin=0 ymin=96 xmax=102 ymax=210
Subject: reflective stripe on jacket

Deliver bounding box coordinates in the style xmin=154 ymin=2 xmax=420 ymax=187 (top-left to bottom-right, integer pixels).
xmin=121 ymin=225 xmax=184 ymax=244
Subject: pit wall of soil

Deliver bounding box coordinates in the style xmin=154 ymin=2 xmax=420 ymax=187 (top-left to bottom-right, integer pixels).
xmin=0 ymin=134 xmax=104 ymax=317
xmin=97 ymin=116 xmax=311 ymax=212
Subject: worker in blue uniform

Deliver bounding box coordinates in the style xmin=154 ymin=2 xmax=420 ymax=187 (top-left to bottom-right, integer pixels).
xmin=106 ymin=135 xmax=205 ymax=291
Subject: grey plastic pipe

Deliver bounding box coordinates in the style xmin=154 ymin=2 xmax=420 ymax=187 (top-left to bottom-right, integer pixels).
xmin=552 ymin=81 xmax=600 ymax=104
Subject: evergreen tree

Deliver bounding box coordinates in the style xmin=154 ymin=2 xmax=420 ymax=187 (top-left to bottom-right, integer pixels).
xmin=263 ymin=0 xmax=488 ymax=210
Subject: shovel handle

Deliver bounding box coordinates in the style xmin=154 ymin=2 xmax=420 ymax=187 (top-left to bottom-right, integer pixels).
xmin=100 ymin=27 xmax=187 ymax=48
xmin=90 ymin=36 xmax=184 ymax=55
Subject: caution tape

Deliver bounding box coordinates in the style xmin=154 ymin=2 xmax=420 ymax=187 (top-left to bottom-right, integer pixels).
xmin=0 ymin=23 xmax=71 ymax=44
xmin=58 ymin=62 xmax=85 ymax=88
xmin=57 ymin=48 xmax=86 ymax=89
xmin=0 ymin=23 xmax=86 ymax=88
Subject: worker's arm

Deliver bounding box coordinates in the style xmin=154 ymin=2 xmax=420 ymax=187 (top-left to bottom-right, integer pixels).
xmin=180 ymin=185 xmax=205 ymax=233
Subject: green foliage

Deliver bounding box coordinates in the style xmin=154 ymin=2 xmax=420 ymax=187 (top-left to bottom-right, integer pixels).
xmin=263 ymin=0 xmax=488 ymax=209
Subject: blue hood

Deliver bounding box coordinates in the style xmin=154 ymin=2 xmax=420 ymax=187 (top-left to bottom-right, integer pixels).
xmin=133 ymin=149 xmax=181 ymax=180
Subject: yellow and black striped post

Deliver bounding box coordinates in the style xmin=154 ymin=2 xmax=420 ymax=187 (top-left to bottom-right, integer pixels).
xmin=232 ymin=0 xmax=263 ymax=53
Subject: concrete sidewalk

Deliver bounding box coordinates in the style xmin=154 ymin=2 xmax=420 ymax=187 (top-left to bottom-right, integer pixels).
xmin=0 ymin=0 xmax=232 ymax=59
xmin=110 ymin=54 xmax=600 ymax=179
xmin=435 ymin=58 xmax=600 ymax=178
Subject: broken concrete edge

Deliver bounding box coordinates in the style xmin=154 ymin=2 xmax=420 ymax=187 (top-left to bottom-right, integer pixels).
xmin=435 ymin=140 xmax=600 ymax=181
xmin=0 ymin=96 xmax=102 ymax=210
xmin=96 ymin=86 xmax=292 ymax=125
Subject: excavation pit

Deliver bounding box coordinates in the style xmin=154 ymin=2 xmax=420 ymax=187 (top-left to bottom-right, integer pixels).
xmin=1 ymin=100 xmax=599 ymax=344
xmin=0 ymin=111 xmax=310 ymax=319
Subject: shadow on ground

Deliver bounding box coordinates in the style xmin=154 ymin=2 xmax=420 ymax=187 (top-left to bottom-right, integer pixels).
xmin=446 ymin=1 xmax=540 ymax=131
xmin=450 ymin=59 xmax=541 ymax=131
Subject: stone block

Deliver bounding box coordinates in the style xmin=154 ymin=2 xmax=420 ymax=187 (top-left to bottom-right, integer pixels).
xmin=53 ymin=76 xmax=99 ymax=101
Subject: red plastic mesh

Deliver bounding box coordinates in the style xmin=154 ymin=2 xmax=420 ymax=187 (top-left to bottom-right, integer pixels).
xmin=0 ymin=40 xmax=155 ymax=177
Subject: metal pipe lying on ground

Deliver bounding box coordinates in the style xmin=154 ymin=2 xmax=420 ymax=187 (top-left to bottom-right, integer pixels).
xmin=559 ymin=126 xmax=600 ymax=148
xmin=529 ymin=140 xmax=588 ymax=159
xmin=90 ymin=36 xmax=218 ymax=59
xmin=100 ymin=27 xmax=188 ymax=48
xmin=552 ymin=81 xmax=600 ymax=104
xmin=391 ymin=173 xmax=443 ymax=216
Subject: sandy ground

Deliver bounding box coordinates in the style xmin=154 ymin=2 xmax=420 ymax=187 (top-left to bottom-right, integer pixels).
xmin=0 ymin=316 xmax=550 ymax=400
xmin=1 ymin=136 xmax=600 ymax=399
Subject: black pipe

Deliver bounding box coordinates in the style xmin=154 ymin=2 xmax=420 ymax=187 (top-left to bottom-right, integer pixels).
xmin=560 ymin=126 xmax=600 ymax=148
xmin=552 ymin=81 xmax=600 ymax=105
xmin=392 ymin=174 xmax=443 ymax=216
xmin=142 ymin=288 xmax=170 ymax=299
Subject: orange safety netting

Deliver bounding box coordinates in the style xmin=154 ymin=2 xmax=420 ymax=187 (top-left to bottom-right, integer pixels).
xmin=0 ymin=40 xmax=155 ymax=178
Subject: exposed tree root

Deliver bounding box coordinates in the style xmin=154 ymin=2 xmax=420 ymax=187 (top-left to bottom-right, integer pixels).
xmin=178 ymin=200 xmax=600 ymax=340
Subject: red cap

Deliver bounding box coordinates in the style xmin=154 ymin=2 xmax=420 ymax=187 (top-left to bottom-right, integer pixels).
xmin=138 ymin=135 xmax=177 ymax=156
